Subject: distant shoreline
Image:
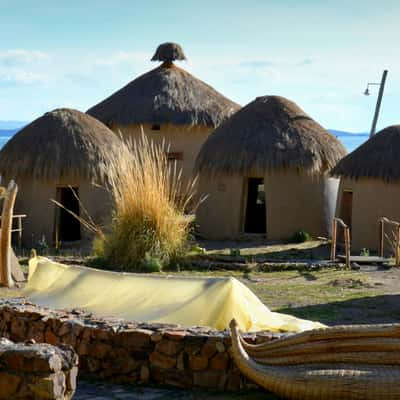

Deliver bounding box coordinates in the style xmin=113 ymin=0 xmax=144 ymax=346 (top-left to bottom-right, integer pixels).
xmin=0 ymin=128 xmax=369 ymax=153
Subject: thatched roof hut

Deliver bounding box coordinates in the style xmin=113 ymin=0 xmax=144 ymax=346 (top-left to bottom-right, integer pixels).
xmin=331 ymin=125 xmax=400 ymax=251
xmin=195 ymin=95 xmax=347 ymax=240
xmin=196 ymin=96 xmax=346 ymax=176
xmin=0 ymin=108 xmax=121 ymax=246
xmin=331 ymin=125 xmax=400 ymax=182
xmin=87 ymin=43 xmax=239 ymax=128
xmin=87 ymin=42 xmax=240 ymax=189
xmin=0 ymin=108 xmax=121 ymax=182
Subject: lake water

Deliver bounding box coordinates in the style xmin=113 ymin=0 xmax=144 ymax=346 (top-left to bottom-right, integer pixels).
xmin=336 ymin=134 xmax=368 ymax=153
xmin=0 ymin=131 xmax=368 ymax=153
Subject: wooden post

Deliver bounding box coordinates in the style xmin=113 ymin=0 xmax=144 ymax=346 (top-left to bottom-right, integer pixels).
xmin=396 ymin=226 xmax=400 ymax=267
xmin=17 ymin=216 xmax=22 ymax=249
xmin=0 ymin=180 xmax=18 ymax=287
xmin=379 ymin=218 xmax=385 ymax=257
xmin=330 ymin=218 xmax=337 ymax=261
xmin=0 ymin=181 xmax=18 ymax=287
xmin=345 ymin=227 xmax=351 ymax=270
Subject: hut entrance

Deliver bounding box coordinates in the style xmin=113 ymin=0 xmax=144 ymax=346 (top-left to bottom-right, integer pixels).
xmin=55 ymin=187 xmax=81 ymax=242
xmin=338 ymin=190 xmax=353 ymax=242
xmin=244 ymin=178 xmax=266 ymax=234
xmin=339 ymin=190 xmax=353 ymax=231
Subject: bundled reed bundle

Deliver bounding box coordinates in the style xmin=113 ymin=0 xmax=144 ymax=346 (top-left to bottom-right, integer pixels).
xmin=230 ymin=319 xmax=400 ymax=399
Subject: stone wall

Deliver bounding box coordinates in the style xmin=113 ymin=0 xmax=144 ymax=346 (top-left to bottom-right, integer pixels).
xmin=0 ymin=336 xmax=78 ymax=399
xmin=0 ymin=298 xmax=284 ymax=391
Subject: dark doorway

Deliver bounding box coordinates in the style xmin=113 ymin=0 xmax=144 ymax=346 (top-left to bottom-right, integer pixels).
xmin=340 ymin=190 xmax=353 ymax=230
xmin=244 ymin=178 xmax=266 ymax=234
xmin=56 ymin=187 xmax=81 ymax=242
xmin=339 ymin=190 xmax=353 ymax=242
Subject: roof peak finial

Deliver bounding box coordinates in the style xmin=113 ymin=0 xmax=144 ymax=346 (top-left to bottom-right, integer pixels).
xmin=151 ymin=42 xmax=187 ymax=64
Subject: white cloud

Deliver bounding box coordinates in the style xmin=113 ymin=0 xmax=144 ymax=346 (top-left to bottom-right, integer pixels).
xmin=0 ymin=71 xmax=47 ymax=86
xmin=0 ymin=49 xmax=49 ymax=66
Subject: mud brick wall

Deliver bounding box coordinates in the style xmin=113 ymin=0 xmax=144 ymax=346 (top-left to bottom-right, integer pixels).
xmin=0 ymin=337 xmax=78 ymax=399
xmin=0 ymin=298 xmax=285 ymax=391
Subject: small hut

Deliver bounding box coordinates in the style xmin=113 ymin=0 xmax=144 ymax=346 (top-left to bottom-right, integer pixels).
xmin=195 ymin=96 xmax=347 ymax=240
xmin=331 ymin=125 xmax=400 ymax=251
xmin=0 ymin=108 xmax=122 ymax=247
xmin=87 ymin=42 xmax=240 ymax=185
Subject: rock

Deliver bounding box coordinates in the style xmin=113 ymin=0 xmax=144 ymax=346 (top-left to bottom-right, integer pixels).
xmin=189 ymin=354 xmax=208 ymax=371
xmin=150 ymin=331 xmax=163 ymax=342
xmin=87 ymin=357 xmax=101 ymax=372
xmin=201 ymin=338 xmax=218 ymax=359
xmin=155 ymin=339 xmax=183 ymax=356
xmin=91 ymin=327 xmax=112 ymax=341
xmin=210 ymin=352 xmax=229 ymax=370
xmin=28 ymin=372 xmax=66 ymax=399
xmin=58 ymin=322 xmax=72 ymax=337
xmin=140 ymin=364 xmax=150 ymax=383
xmin=44 ymin=328 xmax=58 ymax=345
xmin=177 ymin=352 xmax=185 ymax=371
xmin=193 ymin=370 xmax=227 ymax=389
xmin=88 ymin=342 xmax=112 ymax=359
xmin=226 ymin=370 xmax=241 ymax=390
xmin=0 ymin=372 xmax=21 ymax=398
xmin=164 ymin=370 xmax=193 ymax=388
xmin=215 ymin=341 xmax=225 ymax=353
xmin=164 ymin=330 xmax=187 ymax=341
xmin=65 ymin=366 xmax=78 ymax=393
xmin=10 ymin=317 xmax=26 ymax=341
xmin=149 ymin=351 xmax=176 ymax=369
xmin=116 ymin=329 xmax=153 ymax=351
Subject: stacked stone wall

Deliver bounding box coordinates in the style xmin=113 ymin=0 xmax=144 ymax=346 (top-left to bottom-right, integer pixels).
xmin=0 ymin=299 xmax=285 ymax=391
xmin=0 ymin=336 xmax=78 ymax=399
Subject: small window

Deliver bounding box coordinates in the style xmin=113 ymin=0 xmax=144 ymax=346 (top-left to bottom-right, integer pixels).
xmin=151 ymin=124 xmax=161 ymax=131
xmin=166 ymin=152 xmax=183 ymax=161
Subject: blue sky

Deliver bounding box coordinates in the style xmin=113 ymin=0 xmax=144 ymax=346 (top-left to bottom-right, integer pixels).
xmin=0 ymin=0 xmax=399 ymax=131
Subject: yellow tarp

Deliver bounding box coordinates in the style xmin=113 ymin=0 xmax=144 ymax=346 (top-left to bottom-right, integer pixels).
xmin=25 ymin=257 xmax=324 ymax=333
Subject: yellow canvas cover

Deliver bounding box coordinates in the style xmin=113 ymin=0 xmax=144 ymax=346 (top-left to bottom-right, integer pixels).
xmin=25 ymin=257 xmax=324 ymax=333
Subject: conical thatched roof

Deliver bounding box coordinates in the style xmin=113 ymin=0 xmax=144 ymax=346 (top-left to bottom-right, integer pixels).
xmin=195 ymin=96 xmax=347 ymax=177
xmin=331 ymin=125 xmax=400 ymax=182
xmin=87 ymin=43 xmax=240 ymax=128
xmin=0 ymin=108 xmax=122 ymax=182
xmin=151 ymin=42 xmax=186 ymax=62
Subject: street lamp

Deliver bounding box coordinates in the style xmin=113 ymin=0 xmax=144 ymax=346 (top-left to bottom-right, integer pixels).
xmin=363 ymin=70 xmax=388 ymax=138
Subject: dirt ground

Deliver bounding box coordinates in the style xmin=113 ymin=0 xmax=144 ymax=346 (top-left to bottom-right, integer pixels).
xmin=2 ymin=243 xmax=400 ymax=400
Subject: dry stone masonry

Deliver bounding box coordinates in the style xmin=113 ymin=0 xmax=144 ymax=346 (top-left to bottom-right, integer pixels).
xmin=0 ymin=298 xmax=285 ymax=391
xmin=0 ymin=336 xmax=78 ymax=399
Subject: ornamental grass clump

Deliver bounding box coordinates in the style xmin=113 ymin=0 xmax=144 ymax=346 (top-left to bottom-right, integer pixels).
xmin=96 ymin=132 xmax=199 ymax=271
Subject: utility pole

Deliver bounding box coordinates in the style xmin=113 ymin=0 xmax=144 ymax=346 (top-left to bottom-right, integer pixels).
xmin=369 ymin=70 xmax=388 ymax=138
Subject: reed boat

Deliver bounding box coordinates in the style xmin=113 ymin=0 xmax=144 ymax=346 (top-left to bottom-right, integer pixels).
xmin=230 ymin=319 xmax=400 ymax=399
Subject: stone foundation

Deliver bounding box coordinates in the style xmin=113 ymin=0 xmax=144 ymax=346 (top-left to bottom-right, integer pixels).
xmin=0 ymin=337 xmax=78 ymax=399
xmin=0 ymin=298 xmax=286 ymax=391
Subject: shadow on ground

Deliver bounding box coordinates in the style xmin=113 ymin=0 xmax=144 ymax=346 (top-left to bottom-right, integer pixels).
xmin=278 ymin=294 xmax=400 ymax=326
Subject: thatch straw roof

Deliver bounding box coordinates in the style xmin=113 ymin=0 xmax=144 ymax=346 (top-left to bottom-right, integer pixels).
xmin=87 ymin=43 xmax=240 ymax=128
xmin=0 ymin=108 xmax=122 ymax=182
xmin=331 ymin=125 xmax=400 ymax=182
xmin=195 ymin=96 xmax=347 ymax=177
xmin=151 ymin=42 xmax=186 ymax=62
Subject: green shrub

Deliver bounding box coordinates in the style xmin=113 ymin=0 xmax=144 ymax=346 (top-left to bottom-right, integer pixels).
xmin=291 ymin=230 xmax=312 ymax=243
xmin=230 ymin=248 xmax=241 ymax=257
xmin=141 ymin=252 xmax=162 ymax=272
xmin=360 ymin=248 xmax=370 ymax=257
xmin=92 ymin=134 xmax=201 ymax=271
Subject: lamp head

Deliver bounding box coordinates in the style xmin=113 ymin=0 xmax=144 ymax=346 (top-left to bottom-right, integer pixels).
xmin=364 ymin=87 xmax=370 ymax=96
